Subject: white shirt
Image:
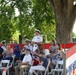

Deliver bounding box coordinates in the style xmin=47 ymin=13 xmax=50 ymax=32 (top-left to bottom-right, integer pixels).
xmin=22 ymin=54 xmax=32 ymax=65
xmin=24 ymin=44 xmax=33 ymax=51
xmin=1 ymin=46 xmax=6 ymax=50
xmin=32 ymin=35 xmax=43 ymax=51
xmin=32 ymin=35 xmax=43 ymax=43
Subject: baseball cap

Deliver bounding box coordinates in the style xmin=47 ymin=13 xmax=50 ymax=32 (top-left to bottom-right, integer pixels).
xmin=25 ymin=48 xmax=31 ymax=52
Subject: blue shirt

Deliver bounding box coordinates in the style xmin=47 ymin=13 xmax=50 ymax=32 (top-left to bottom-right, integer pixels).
xmin=13 ymin=45 xmax=20 ymax=57
xmin=40 ymin=57 xmax=48 ymax=68
xmin=0 ymin=47 xmax=4 ymax=54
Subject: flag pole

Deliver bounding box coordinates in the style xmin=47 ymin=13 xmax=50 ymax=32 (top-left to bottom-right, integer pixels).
xmin=63 ymin=42 xmax=66 ymax=75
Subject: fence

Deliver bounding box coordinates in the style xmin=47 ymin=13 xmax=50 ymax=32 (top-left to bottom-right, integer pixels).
xmin=6 ymin=43 xmax=76 ymax=49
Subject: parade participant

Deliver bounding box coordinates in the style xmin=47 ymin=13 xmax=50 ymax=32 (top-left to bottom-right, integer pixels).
xmin=32 ymin=29 xmax=43 ymax=51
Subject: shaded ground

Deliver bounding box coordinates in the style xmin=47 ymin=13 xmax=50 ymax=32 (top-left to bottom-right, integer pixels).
xmin=0 ymin=67 xmax=60 ymax=75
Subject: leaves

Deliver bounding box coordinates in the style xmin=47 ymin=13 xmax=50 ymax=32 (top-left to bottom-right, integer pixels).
xmin=0 ymin=0 xmax=55 ymax=43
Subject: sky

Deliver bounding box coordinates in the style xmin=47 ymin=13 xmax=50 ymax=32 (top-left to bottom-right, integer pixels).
xmin=73 ymin=21 xmax=76 ymax=34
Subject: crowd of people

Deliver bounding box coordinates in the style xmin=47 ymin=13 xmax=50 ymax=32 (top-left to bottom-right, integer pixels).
xmin=0 ymin=29 xmax=64 ymax=75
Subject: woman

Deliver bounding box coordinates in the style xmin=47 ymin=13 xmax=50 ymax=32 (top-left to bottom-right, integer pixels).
xmin=3 ymin=44 xmax=13 ymax=62
xmin=29 ymin=53 xmax=49 ymax=75
xmin=49 ymin=39 xmax=56 ymax=53
xmin=49 ymin=43 xmax=64 ymax=69
xmin=56 ymin=43 xmax=64 ymax=60
xmin=32 ymin=44 xmax=44 ymax=66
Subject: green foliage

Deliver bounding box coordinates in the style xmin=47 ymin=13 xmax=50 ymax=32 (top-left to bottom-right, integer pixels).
xmin=0 ymin=1 xmax=16 ymax=42
xmin=72 ymin=32 xmax=76 ymax=37
xmin=31 ymin=0 xmax=55 ymax=29
xmin=0 ymin=0 xmax=55 ymax=43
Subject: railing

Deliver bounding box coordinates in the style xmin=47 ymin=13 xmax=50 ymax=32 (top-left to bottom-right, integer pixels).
xmin=0 ymin=43 xmax=76 ymax=49
xmin=9 ymin=43 xmax=76 ymax=49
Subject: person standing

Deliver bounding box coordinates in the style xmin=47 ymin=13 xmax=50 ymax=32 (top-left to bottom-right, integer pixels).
xmin=32 ymin=29 xmax=43 ymax=52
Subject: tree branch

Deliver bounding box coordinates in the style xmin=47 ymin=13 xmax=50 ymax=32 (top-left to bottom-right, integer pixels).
xmin=48 ymin=0 xmax=55 ymax=10
xmin=73 ymin=4 xmax=76 ymax=18
xmin=53 ymin=0 xmax=64 ymax=14
xmin=62 ymin=0 xmax=68 ymax=14
xmin=67 ymin=0 xmax=74 ymax=15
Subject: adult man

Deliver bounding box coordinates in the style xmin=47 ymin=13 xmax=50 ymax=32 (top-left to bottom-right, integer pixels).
xmin=24 ymin=39 xmax=32 ymax=52
xmin=32 ymin=29 xmax=43 ymax=51
xmin=15 ymin=48 xmax=32 ymax=75
xmin=0 ymin=47 xmax=4 ymax=61
xmin=1 ymin=40 xmax=6 ymax=50
xmin=13 ymin=42 xmax=20 ymax=60
xmin=20 ymin=39 xmax=32 ymax=60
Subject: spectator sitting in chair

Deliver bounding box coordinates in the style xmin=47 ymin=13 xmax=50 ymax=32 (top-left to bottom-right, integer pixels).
xmin=29 ymin=52 xmax=49 ymax=75
xmin=1 ymin=40 xmax=6 ymax=51
xmin=20 ymin=39 xmax=32 ymax=60
xmin=56 ymin=43 xmax=64 ymax=60
xmin=24 ymin=39 xmax=32 ymax=52
xmin=3 ymin=44 xmax=13 ymax=62
xmin=15 ymin=48 xmax=32 ymax=75
xmin=32 ymin=44 xmax=44 ymax=66
xmin=13 ymin=42 xmax=21 ymax=61
xmin=0 ymin=47 xmax=4 ymax=61
xmin=49 ymin=39 xmax=56 ymax=53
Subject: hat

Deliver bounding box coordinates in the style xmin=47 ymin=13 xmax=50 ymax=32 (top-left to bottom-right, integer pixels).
xmin=24 ymin=45 xmax=29 ymax=50
xmin=25 ymin=39 xmax=31 ymax=42
xmin=35 ymin=29 xmax=40 ymax=33
xmin=1 ymin=40 xmax=6 ymax=43
xmin=25 ymin=48 xmax=31 ymax=51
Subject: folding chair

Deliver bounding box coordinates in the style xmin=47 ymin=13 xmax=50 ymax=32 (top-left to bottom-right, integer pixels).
xmin=0 ymin=60 xmax=10 ymax=75
xmin=10 ymin=54 xmax=15 ymax=67
xmin=44 ymin=58 xmax=50 ymax=75
xmin=37 ymin=58 xmax=50 ymax=75
xmin=23 ymin=58 xmax=34 ymax=75
xmin=50 ymin=60 xmax=63 ymax=75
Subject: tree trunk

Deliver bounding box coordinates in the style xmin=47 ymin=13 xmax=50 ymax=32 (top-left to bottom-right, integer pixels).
xmin=19 ymin=35 xmax=22 ymax=44
xmin=49 ymin=0 xmax=76 ymax=43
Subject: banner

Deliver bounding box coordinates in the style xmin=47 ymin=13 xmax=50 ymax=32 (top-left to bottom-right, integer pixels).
xmin=66 ymin=45 xmax=76 ymax=75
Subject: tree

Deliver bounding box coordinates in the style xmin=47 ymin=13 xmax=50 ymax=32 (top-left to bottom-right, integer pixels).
xmin=0 ymin=0 xmax=55 ymax=43
xmin=0 ymin=0 xmax=16 ymax=42
xmin=12 ymin=0 xmax=55 ymax=43
xmin=31 ymin=0 xmax=55 ymax=42
xmin=49 ymin=0 xmax=76 ymax=43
